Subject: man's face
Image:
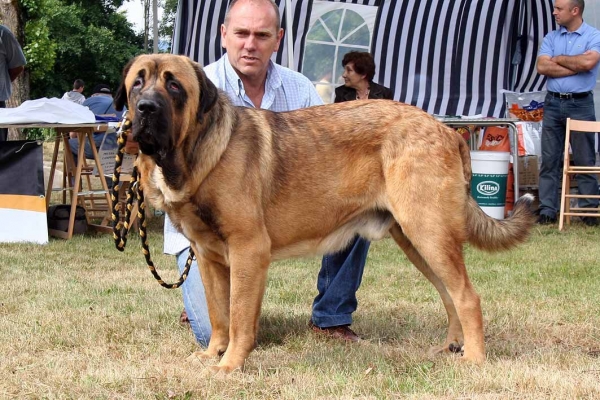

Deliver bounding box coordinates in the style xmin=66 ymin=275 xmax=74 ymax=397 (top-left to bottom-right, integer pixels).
xmin=553 ymin=0 xmax=578 ymax=27
xmin=221 ymin=0 xmax=283 ymax=81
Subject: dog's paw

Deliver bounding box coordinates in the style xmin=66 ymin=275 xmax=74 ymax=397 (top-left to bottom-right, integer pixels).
xmin=186 ymin=350 xmax=218 ymax=365
xmin=200 ymin=364 xmax=243 ymax=380
xmin=427 ymin=341 xmax=464 ymax=358
xmin=459 ymin=350 xmax=486 ymax=365
xmin=448 ymin=342 xmax=463 ymax=354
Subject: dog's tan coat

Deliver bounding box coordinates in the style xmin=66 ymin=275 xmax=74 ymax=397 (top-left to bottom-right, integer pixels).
xmin=115 ymin=54 xmax=535 ymax=374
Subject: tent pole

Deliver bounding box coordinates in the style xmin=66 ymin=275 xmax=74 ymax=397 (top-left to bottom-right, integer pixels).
xmin=284 ymin=0 xmax=295 ymax=70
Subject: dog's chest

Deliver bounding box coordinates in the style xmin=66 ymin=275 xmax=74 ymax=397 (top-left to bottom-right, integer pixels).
xmin=152 ymin=168 xmax=188 ymax=204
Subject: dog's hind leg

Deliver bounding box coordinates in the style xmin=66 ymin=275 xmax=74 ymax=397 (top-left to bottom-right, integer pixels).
xmin=394 ymin=212 xmax=484 ymax=363
xmin=384 ymin=159 xmax=485 ymax=363
xmin=389 ymin=224 xmax=464 ymax=356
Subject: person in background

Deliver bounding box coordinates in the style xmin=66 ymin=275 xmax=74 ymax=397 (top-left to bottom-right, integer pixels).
xmin=61 ymin=79 xmax=86 ymax=104
xmin=335 ymin=51 xmax=394 ymax=102
xmin=68 ymin=84 xmax=123 ymax=161
xmin=309 ymin=51 xmax=395 ymax=341
xmin=0 ymin=24 xmax=26 ymax=141
xmin=167 ymin=0 xmax=365 ymax=347
xmin=536 ymin=0 xmax=600 ymax=226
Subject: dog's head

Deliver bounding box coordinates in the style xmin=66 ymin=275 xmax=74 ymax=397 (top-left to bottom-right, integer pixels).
xmin=114 ymin=54 xmax=219 ymax=163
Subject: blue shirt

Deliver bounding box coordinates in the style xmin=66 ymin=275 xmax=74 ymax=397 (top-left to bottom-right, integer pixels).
xmin=539 ymin=22 xmax=600 ymax=93
xmin=0 ymin=25 xmax=27 ymax=101
xmin=83 ymin=94 xmax=124 ymax=118
xmin=164 ymin=55 xmax=323 ymax=255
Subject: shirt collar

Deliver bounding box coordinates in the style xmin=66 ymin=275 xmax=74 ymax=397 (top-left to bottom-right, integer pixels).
xmin=559 ymin=21 xmax=587 ymax=35
xmin=222 ymin=55 xmax=282 ymax=107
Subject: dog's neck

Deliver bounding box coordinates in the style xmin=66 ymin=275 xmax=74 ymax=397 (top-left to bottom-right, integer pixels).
xmin=181 ymin=94 xmax=235 ymax=188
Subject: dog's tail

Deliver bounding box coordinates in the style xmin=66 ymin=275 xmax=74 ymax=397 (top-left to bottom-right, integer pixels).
xmin=466 ymin=194 xmax=535 ymax=252
xmin=456 ymin=135 xmax=536 ymax=252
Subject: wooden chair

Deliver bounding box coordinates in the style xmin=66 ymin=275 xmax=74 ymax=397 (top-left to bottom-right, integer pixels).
xmin=558 ymin=118 xmax=600 ymax=230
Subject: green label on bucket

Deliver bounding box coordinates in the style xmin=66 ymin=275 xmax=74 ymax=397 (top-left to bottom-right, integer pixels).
xmin=471 ymin=174 xmax=507 ymax=207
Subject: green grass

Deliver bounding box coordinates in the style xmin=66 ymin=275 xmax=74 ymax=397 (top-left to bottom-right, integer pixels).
xmin=1 ymin=218 xmax=599 ymax=399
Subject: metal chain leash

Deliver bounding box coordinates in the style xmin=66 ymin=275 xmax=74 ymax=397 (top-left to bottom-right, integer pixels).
xmin=111 ymin=112 xmax=194 ymax=289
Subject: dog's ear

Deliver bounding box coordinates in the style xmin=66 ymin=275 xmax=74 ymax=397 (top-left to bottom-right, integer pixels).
xmin=193 ymin=63 xmax=219 ymax=123
xmin=114 ymin=57 xmax=136 ymax=112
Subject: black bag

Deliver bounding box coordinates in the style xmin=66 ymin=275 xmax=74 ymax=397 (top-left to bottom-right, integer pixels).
xmin=47 ymin=204 xmax=88 ymax=234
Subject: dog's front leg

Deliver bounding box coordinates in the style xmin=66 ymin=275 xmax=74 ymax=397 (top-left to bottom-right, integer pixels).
xmin=201 ymin=253 xmax=231 ymax=356
xmin=186 ymin=251 xmax=231 ymax=363
xmin=210 ymin=234 xmax=271 ymax=375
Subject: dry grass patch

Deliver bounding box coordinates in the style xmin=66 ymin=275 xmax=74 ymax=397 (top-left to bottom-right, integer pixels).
xmin=1 ymin=219 xmax=599 ymax=398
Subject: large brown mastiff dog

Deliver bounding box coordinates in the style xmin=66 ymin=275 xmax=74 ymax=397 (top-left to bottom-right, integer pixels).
xmin=115 ymin=54 xmax=535 ymax=374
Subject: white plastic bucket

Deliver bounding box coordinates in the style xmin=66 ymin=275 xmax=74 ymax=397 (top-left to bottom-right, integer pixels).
xmin=470 ymin=151 xmax=510 ymax=220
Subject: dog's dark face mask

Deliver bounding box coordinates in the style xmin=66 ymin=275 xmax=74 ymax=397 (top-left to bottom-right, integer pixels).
xmin=114 ymin=56 xmax=219 ymax=166
xmin=115 ymin=59 xmax=173 ymax=164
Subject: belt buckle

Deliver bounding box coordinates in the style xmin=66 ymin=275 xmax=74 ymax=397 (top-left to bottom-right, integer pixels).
xmin=559 ymin=92 xmax=572 ymax=99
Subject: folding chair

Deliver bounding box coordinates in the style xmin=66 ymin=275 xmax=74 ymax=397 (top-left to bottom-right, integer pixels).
xmin=558 ymin=118 xmax=600 ymax=230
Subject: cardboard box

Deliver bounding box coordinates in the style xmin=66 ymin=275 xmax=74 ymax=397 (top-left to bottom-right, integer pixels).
xmin=518 ymin=155 xmax=539 ymax=187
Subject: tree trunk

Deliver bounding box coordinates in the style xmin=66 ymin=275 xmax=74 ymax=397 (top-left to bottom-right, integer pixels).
xmin=1 ymin=0 xmax=30 ymax=139
xmin=144 ymin=0 xmax=150 ymax=52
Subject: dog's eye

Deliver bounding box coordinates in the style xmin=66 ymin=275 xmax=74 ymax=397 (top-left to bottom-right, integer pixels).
xmin=133 ymin=77 xmax=143 ymax=89
xmin=168 ymin=81 xmax=181 ymax=92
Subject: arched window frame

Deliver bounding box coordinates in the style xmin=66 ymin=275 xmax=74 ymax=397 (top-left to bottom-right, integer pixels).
xmin=302 ymin=1 xmax=378 ymax=103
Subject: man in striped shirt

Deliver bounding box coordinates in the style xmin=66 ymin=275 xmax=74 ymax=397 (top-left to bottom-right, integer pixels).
xmin=165 ymin=0 xmax=365 ymax=347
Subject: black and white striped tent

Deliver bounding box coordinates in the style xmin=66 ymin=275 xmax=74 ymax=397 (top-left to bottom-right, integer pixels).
xmin=172 ymin=0 xmax=555 ymax=118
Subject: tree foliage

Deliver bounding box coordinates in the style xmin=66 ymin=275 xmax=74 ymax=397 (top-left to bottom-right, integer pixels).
xmin=160 ymin=0 xmax=177 ymax=45
xmin=22 ymin=0 xmax=144 ymax=99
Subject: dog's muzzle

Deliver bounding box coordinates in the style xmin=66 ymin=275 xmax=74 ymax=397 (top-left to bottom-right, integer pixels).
xmin=132 ymin=96 xmax=171 ymax=159
xmin=137 ymin=99 xmax=160 ymax=116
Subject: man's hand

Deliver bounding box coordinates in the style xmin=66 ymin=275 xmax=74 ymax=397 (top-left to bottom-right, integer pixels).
xmin=551 ymin=50 xmax=600 ymax=74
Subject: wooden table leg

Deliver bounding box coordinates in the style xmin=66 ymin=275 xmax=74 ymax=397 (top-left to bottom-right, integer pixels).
xmin=45 ymin=135 xmax=61 ymax=209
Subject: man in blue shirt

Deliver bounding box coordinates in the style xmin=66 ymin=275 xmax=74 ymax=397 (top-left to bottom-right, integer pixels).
xmin=166 ymin=0 xmax=365 ymax=347
xmin=536 ymin=0 xmax=600 ymax=226
xmin=68 ymin=83 xmax=124 ymax=160
xmin=0 ymin=24 xmax=26 ymax=141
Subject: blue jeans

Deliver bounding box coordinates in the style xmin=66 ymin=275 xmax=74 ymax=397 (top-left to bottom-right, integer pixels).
xmin=538 ymin=93 xmax=598 ymax=218
xmin=312 ymin=236 xmax=370 ymax=328
xmin=179 ymin=236 xmax=369 ymax=344
xmin=177 ymin=248 xmax=211 ymax=347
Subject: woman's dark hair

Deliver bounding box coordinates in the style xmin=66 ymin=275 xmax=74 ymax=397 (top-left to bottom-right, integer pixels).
xmin=342 ymin=51 xmax=376 ymax=82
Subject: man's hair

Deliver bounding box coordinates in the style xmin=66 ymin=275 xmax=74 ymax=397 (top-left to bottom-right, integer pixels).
xmin=92 ymin=84 xmax=112 ymax=95
xmin=224 ymin=0 xmax=281 ymax=31
xmin=570 ymin=0 xmax=585 ymax=14
xmin=73 ymin=79 xmax=85 ymax=90
xmin=342 ymin=51 xmax=376 ymax=82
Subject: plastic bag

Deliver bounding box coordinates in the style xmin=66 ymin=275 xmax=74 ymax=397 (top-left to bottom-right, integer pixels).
xmin=504 ymin=91 xmax=545 ymax=122
xmin=478 ymin=126 xmax=511 ymax=152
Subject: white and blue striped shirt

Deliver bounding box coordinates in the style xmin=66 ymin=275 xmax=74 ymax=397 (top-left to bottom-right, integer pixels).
xmin=164 ymin=54 xmax=323 ymax=255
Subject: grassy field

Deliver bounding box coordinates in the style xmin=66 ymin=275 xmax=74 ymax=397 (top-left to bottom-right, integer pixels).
xmin=1 ymin=215 xmax=599 ymax=399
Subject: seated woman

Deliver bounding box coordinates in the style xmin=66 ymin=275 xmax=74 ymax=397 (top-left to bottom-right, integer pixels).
xmin=335 ymin=51 xmax=394 ymax=102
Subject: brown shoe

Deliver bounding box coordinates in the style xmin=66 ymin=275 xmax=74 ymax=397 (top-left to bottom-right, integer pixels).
xmin=179 ymin=309 xmax=190 ymax=326
xmin=309 ymin=321 xmax=360 ymax=342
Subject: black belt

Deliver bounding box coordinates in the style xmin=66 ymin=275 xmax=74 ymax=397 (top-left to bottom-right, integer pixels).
xmin=548 ymin=91 xmax=592 ymax=99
